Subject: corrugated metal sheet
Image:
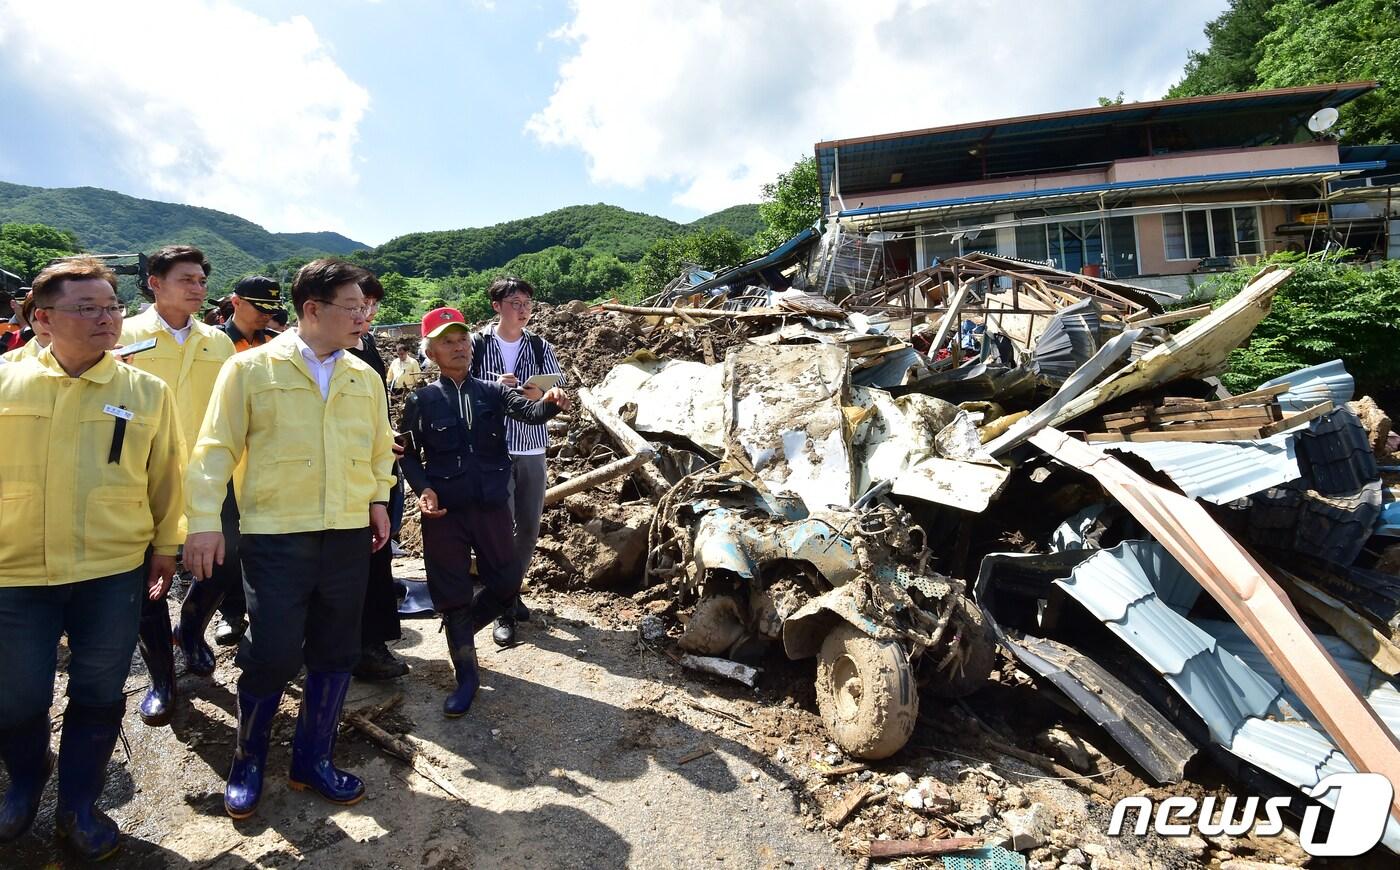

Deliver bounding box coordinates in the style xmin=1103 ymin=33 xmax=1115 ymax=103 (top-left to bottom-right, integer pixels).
xmin=1053 ymin=540 xmax=1283 ymax=745
xmin=1031 ymin=298 xmax=1099 ymax=384
xmin=1259 ymin=359 xmax=1355 ymax=413
xmin=1002 ymin=633 xmax=1196 ymax=783
xmin=1056 ymin=540 xmax=1400 ymax=853
xmin=1104 ymin=433 xmax=1301 ymax=504
xmin=1196 ymin=619 xmax=1400 ymax=732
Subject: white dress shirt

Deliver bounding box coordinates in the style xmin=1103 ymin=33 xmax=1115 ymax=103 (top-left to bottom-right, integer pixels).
xmin=155 ymin=310 xmax=193 ymax=345
xmin=292 ymin=333 xmax=344 ymax=400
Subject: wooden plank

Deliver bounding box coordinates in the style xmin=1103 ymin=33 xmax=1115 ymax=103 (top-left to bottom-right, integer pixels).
xmin=1151 ymin=416 xmax=1272 ymax=432
xmin=1126 ymin=303 xmax=1213 ymax=328
xmin=577 ymin=387 xmax=670 ymax=498
xmin=816 ymin=762 xmax=870 ymax=779
xmin=1160 ymin=384 xmax=1290 ymax=412
xmin=543 ymin=451 xmax=655 ymax=506
xmin=866 ymin=837 xmax=983 ymax=859
xmin=1103 ymin=417 xmax=1150 ymax=433
xmin=1030 ymin=427 xmax=1400 ymax=825
xmin=1152 ymin=406 xmax=1279 ymax=424
xmin=927 ymin=280 xmax=972 ymax=365
xmin=1087 ymin=426 xmax=1264 ymax=443
xmin=1259 ymin=400 xmax=1333 ymax=437
xmin=822 ymin=784 xmax=874 ymax=828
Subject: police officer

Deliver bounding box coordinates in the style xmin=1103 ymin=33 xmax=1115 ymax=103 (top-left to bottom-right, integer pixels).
xmin=399 ymin=307 xmax=569 ymax=717
xmin=0 ymin=258 xmax=184 ymax=861
xmin=119 ymin=245 xmax=237 ymax=726
xmin=183 ymin=259 xmax=396 ymax=819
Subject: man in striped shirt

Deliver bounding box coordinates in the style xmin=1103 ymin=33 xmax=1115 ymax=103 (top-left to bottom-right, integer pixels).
xmin=468 ymin=277 xmax=565 ymax=648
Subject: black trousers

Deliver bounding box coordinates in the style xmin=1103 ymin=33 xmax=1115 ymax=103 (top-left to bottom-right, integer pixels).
xmin=361 ymin=541 xmax=401 ymax=645
xmin=236 ymin=528 xmax=370 ymax=696
xmin=421 ymin=504 xmax=518 ymax=629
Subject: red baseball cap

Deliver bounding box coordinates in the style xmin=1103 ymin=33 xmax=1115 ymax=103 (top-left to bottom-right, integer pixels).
xmin=421 ymin=307 xmax=469 ymax=339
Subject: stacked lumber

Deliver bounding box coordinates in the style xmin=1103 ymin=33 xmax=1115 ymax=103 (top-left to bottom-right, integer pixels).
xmin=1085 ymin=383 xmax=1333 ymax=443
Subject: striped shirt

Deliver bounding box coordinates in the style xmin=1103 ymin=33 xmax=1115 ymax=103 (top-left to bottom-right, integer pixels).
xmin=469 ymin=324 xmax=565 ymax=454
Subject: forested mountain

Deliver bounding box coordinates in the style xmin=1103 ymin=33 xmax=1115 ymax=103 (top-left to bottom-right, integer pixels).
xmin=1167 ymin=0 xmax=1399 ymax=145
xmin=1 ymin=177 xmax=767 ymax=323
xmin=357 ymin=203 xmax=762 ymax=278
xmin=0 ymin=181 xmax=367 ymax=285
xmin=687 ymin=204 xmax=766 ymax=238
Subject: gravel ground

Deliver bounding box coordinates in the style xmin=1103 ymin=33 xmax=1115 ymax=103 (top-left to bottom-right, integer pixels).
xmin=1 ymin=556 xmax=850 ymax=870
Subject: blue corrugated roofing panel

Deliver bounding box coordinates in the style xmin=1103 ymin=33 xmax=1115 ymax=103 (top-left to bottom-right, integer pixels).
xmin=1104 ymin=434 xmax=1301 ymax=504
xmin=1055 ymin=539 xmax=1400 ymax=853
xmin=835 ymin=162 xmax=1387 ymax=220
xmin=1196 ymin=619 xmax=1400 ymax=732
xmin=688 ymin=227 xmax=818 ymax=294
xmin=1054 ymin=540 xmax=1281 ymax=745
xmin=1259 ymin=359 xmax=1355 ymax=413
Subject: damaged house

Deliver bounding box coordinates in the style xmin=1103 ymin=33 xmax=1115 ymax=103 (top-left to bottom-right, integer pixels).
xmin=816 ymin=81 xmax=1392 ymax=298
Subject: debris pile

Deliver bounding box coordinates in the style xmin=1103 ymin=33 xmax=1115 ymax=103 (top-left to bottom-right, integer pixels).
xmin=417 ymin=248 xmax=1400 ymax=860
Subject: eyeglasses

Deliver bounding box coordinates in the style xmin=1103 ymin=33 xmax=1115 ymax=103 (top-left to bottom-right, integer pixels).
xmin=318 ymin=300 xmax=372 ymax=319
xmin=503 ymin=298 xmax=533 ymax=311
xmin=41 ymin=304 xmax=125 ymax=319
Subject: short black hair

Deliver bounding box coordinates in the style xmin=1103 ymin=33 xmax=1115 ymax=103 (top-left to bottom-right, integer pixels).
xmin=291 ymin=258 xmax=368 ymax=317
xmin=271 ymin=309 xmax=289 ymax=326
xmin=31 ymin=257 xmax=119 ymax=307
xmin=148 ymin=245 xmax=211 ymax=279
xmin=359 ymin=272 xmax=384 ymax=302
xmin=488 ymin=275 xmax=535 ymax=304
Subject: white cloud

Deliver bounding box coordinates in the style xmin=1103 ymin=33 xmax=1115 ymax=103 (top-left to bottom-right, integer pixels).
xmin=0 ymin=0 xmax=369 ymax=232
xmin=528 ymin=0 xmax=1226 ymax=212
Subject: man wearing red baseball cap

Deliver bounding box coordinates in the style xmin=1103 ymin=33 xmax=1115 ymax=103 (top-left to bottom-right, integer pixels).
xmin=398 ymin=307 xmax=570 ymax=717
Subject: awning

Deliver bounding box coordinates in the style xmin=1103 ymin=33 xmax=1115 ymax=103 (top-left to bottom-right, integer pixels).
xmin=835 ymin=161 xmax=1386 ymax=229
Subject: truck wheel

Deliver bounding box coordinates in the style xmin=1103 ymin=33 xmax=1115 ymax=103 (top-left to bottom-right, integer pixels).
xmin=815 ymin=623 xmax=918 ymax=760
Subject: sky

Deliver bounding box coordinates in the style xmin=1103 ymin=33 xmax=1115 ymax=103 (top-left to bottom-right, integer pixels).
xmin=0 ymin=0 xmax=1228 ymax=246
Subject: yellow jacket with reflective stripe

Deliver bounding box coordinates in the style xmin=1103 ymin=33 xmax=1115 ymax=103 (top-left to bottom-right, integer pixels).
xmin=119 ymin=309 xmax=236 ymax=459
xmin=0 ymin=348 xmax=186 ymax=587
xmin=185 ymin=335 xmax=396 ymax=536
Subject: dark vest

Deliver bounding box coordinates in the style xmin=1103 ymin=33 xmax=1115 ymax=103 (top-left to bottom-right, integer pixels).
xmin=414 ymin=378 xmax=513 ymax=508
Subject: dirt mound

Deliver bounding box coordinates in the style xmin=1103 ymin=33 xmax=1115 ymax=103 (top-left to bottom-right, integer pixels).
xmin=525 ymin=304 xmax=650 ymax=386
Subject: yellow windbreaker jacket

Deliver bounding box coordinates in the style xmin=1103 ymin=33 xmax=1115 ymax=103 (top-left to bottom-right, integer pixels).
xmin=1 ymin=338 xmax=44 ymax=364
xmin=119 ymin=308 xmax=236 ymax=458
xmin=185 ymin=335 xmax=396 ymax=536
xmin=0 ymin=349 xmax=185 ymax=586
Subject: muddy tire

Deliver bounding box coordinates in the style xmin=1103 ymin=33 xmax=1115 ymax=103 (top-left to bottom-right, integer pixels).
xmin=815 ymin=623 xmax=918 ymax=760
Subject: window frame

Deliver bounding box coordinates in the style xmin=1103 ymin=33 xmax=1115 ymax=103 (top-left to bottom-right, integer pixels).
xmin=1162 ymin=206 xmax=1262 ymax=261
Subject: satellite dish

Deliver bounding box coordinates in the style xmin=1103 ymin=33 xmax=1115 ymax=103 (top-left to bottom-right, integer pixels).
xmin=1308 ymin=107 xmax=1340 ymax=134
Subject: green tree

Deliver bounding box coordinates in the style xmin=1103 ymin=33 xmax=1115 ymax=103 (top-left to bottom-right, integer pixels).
xmin=1211 ymin=252 xmax=1400 ymax=396
xmin=1168 ymin=0 xmax=1280 ymax=97
xmin=1254 ymin=0 xmax=1400 ymax=144
xmin=631 ymin=228 xmax=750 ymax=300
xmin=1167 ymin=0 xmax=1399 ymax=145
xmin=375 ymin=272 xmax=418 ymax=324
xmin=0 ymin=222 xmax=82 ymax=280
xmin=1096 ymin=92 xmax=1126 ymax=106
xmin=753 ymin=156 xmax=822 ymax=252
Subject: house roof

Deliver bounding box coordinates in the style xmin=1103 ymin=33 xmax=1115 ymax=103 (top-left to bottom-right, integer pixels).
xmin=816 ymin=82 xmax=1378 ymax=205
xmin=835 ymin=160 xmax=1386 ymax=228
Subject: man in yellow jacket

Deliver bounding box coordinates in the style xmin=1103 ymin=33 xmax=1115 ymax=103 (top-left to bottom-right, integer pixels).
xmin=0 ymin=293 xmax=49 ymax=363
xmin=183 ymin=258 xmax=396 ymax=820
xmin=0 ymin=258 xmax=184 ymax=861
xmin=118 ymin=245 xmax=238 ymax=727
